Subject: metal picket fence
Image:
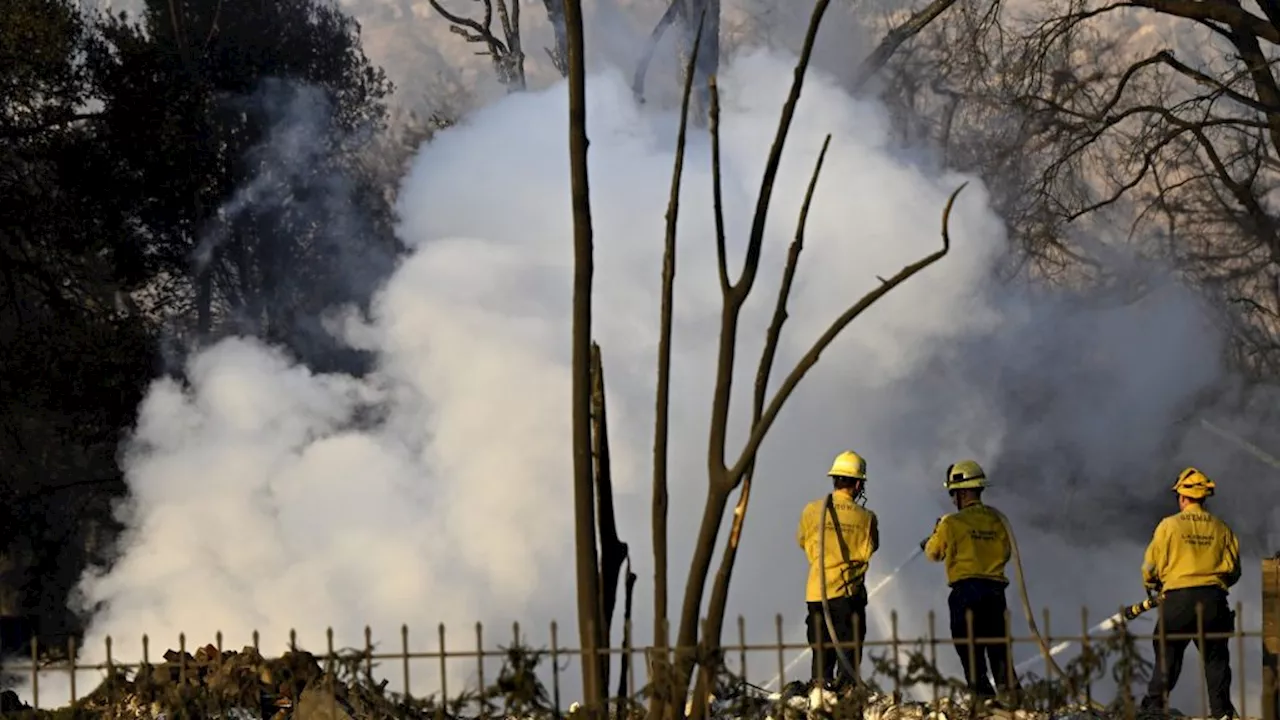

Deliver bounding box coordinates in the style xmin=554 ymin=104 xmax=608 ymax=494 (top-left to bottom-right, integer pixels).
xmin=0 ymin=603 xmax=1269 ymax=718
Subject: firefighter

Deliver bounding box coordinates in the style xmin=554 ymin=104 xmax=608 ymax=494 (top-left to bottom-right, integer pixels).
xmin=1139 ymin=467 xmax=1241 ymax=719
xmin=796 ymin=450 xmax=879 ymax=688
xmin=921 ymin=459 xmax=1021 ymax=704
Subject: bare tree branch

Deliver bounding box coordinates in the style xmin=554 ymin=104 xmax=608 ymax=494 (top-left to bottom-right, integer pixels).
xmin=874 ymin=0 xmax=1280 ymax=372
xmin=428 ymin=0 xmax=526 ymax=89
xmin=688 ymin=134 xmax=832 ymax=720
xmin=670 ymin=0 xmax=840 ymax=712
xmin=632 ymin=0 xmax=682 ymax=104
xmin=648 ymin=18 xmax=705 ymax=720
xmin=1129 ymin=0 xmax=1280 ymax=45
xmin=656 ymin=2 xmax=972 ymax=716
xmin=851 ymin=0 xmax=963 ymax=91
xmin=726 ymin=183 xmax=967 ymax=484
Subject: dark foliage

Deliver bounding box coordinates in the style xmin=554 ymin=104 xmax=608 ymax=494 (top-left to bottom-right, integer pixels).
xmin=0 ymin=0 xmax=398 ymax=648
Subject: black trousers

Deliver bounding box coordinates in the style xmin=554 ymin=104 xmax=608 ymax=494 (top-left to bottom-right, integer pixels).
xmin=948 ymin=578 xmax=1019 ymax=698
xmin=806 ymin=588 xmax=867 ymax=685
xmin=1141 ymin=586 xmax=1236 ymax=718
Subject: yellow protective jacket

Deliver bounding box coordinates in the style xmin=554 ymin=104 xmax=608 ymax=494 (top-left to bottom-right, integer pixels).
xmin=797 ymin=490 xmax=879 ymax=602
xmin=1142 ymin=504 xmax=1241 ymax=593
xmin=923 ymin=503 xmax=1011 ymax=586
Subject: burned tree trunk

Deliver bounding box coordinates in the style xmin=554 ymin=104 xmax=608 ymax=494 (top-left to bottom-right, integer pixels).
xmin=619 ymin=561 xmax=638 ymax=698
xmin=591 ymin=343 xmax=630 ymax=695
xmin=564 ymin=0 xmax=605 ymax=712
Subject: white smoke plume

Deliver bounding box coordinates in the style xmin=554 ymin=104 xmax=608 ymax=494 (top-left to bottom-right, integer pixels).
xmin=11 ymin=43 xmax=1270 ymax=715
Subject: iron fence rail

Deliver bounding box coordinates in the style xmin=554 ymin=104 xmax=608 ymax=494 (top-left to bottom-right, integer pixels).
xmin=0 ymin=602 xmax=1269 ymax=718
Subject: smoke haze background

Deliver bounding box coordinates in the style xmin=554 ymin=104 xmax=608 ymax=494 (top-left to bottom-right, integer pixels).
xmin=11 ymin=7 xmax=1280 ymax=713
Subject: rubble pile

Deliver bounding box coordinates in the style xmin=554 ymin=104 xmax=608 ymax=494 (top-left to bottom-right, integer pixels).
xmin=0 ymin=648 xmax=1154 ymax=720
xmin=709 ymin=683 xmax=1114 ymax=720
xmin=2 ymin=643 xmax=434 ymax=719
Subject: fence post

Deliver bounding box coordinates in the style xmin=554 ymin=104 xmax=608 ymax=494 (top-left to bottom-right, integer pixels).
xmin=1263 ymin=555 xmax=1280 ymax=720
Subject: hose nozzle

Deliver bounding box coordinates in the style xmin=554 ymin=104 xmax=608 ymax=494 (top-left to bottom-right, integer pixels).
xmin=1122 ymin=596 xmax=1160 ymax=621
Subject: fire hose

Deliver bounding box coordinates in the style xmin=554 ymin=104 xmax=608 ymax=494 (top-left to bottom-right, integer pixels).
xmin=762 ymin=543 xmax=922 ymax=690
xmin=816 ymin=493 xmax=861 ymax=682
xmin=790 ymin=498 xmax=1118 ymax=709
xmin=776 ymin=493 xmax=905 ymax=688
xmin=1013 ymin=593 xmax=1161 ymax=673
xmin=987 ymin=505 xmax=1072 ymax=682
xmin=923 ymin=506 xmax=1099 ymax=706
xmin=795 ymin=498 xmax=1074 ymax=693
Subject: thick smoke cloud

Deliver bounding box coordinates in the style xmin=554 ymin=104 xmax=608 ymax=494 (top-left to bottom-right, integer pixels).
xmin=884 ymin=275 xmax=1226 ymax=546
xmin=13 ymin=44 xmax=1272 ymax=712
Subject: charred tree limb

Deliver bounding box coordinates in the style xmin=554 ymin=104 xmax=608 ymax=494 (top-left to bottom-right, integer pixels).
xmin=616 ymin=558 xmax=638 ymax=709
xmin=591 ymin=342 xmax=629 ymax=695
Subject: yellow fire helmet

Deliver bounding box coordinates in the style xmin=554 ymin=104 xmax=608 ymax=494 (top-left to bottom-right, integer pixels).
xmin=1172 ymin=466 xmax=1215 ymax=500
xmin=828 ymin=451 xmax=867 ymax=480
xmin=944 ymin=459 xmax=988 ymax=491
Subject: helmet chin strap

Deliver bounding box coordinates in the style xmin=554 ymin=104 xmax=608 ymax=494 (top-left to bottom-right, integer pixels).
xmin=840 ymin=479 xmax=867 ymax=506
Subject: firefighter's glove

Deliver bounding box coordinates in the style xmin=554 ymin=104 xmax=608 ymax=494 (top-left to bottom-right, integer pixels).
xmin=919 ymin=518 xmax=941 ymax=551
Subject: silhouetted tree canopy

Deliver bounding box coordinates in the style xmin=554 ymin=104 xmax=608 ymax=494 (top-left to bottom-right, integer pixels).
xmin=0 ymin=0 xmax=398 ymax=646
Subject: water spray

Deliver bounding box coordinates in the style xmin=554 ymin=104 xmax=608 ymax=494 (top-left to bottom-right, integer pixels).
xmin=1199 ymin=419 xmax=1280 ymax=472
xmin=1005 ymin=419 xmax=1263 ymax=678
xmin=761 ymin=473 xmax=1090 ymax=697
xmin=1004 ymin=417 xmax=1266 ymax=675
xmin=1012 ymin=595 xmax=1160 ymax=674
xmin=761 ymin=543 xmax=924 ymax=691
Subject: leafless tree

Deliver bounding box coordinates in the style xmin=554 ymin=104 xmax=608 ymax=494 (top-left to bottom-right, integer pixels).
xmin=571 ymin=4 xmax=968 ymax=720
xmin=428 ymin=0 xmax=527 ymax=89
xmin=876 ymin=0 xmax=1280 ymax=376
